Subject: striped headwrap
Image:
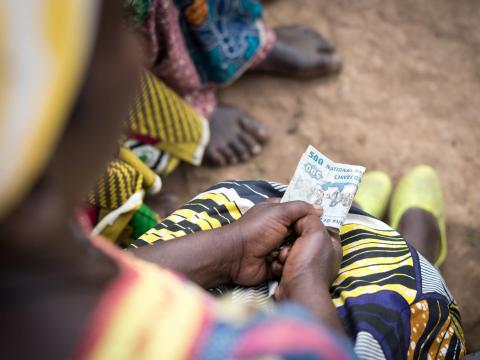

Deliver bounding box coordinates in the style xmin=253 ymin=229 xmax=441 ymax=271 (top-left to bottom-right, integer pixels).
xmin=0 ymin=0 xmax=98 ymax=219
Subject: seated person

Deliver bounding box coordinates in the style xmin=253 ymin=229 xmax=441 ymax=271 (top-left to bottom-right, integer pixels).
xmin=131 ymin=169 xmax=466 ymax=359
xmin=127 ymin=0 xmax=342 ymax=166
xmin=0 ymin=1 xmax=355 ymax=358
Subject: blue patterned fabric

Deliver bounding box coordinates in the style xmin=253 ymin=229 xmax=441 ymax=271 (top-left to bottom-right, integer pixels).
xmin=175 ymin=0 xmax=266 ymax=85
xmin=133 ymin=180 xmax=466 ymax=359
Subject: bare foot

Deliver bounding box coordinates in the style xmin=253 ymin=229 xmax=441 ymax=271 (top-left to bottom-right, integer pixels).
xmin=398 ymin=208 xmax=441 ymax=265
xmin=203 ymin=105 xmax=269 ymax=166
xmin=253 ymin=25 xmax=342 ymax=78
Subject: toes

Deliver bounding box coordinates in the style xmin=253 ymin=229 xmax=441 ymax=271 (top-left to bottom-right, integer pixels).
xmin=303 ymin=28 xmax=335 ymax=53
xmin=316 ymin=51 xmax=342 ymax=74
xmin=316 ymin=35 xmax=335 ymax=53
xmin=239 ymin=116 xmax=269 ymax=144
xmin=218 ymin=143 xmax=239 ymax=165
xmin=204 ymin=147 xmax=227 ymax=167
xmin=238 ymin=132 xmax=262 ymax=156
xmin=206 ymin=105 xmax=268 ymax=165
xmin=229 ymin=139 xmax=250 ymax=162
xmin=275 ymin=25 xmax=335 ymax=52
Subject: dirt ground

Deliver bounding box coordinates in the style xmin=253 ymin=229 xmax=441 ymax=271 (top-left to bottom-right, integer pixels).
xmin=164 ymin=0 xmax=480 ymax=351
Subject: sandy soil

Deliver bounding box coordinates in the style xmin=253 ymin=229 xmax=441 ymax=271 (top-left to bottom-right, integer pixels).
xmin=164 ymin=0 xmax=480 ymax=351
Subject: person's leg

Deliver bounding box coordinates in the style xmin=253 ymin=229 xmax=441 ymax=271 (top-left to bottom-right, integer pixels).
xmin=354 ymin=167 xmax=445 ymax=265
xmin=397 ymin=208 xmax=441 ymax=265
xmin=203 ymin=24 xmax=342 ymax=166
xmin=130 ymin=179 xmax=466 ymax=359
xmin=252 ymin=26 xmax=342 ymax=78
xmin=390 ymin=165 xmax=447 ymax=266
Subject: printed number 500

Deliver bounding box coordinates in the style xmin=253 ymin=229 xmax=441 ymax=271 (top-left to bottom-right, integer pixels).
xmin=309 ymin=151 xmax=324 ymax=165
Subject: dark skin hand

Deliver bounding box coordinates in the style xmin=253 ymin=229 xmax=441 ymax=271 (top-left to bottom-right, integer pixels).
xmin=203 ymin=105 xmax=269 ymax=166
xmin=274 ymin=214 xmax=344 ymax=333
xmin=132 ymin=199 xmax=345 ymax=333
xmin=2 ymin=5 xmax=346 ymax=358
xmin=131 ymin=199 xmax=323 ymax=288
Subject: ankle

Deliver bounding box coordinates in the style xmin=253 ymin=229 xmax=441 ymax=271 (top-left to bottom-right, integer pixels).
xmin=398 ymin=208 xmax=441 ymax=264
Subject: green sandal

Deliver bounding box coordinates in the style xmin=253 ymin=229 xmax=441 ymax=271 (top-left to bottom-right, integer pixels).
xmin=389 ymin=165 xmax=447 ymax=266
xmin=354 ymin=171 xmax=392 ymax=219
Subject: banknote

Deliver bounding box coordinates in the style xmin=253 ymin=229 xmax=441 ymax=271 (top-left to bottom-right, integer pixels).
xmin=282 ymin=145 xmax=366 ymax=231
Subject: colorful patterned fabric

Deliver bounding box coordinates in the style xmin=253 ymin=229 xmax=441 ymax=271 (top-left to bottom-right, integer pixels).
xmin=133 ymin=0 xmax=275 ymax=117
xmin=176 ymin=0 xmax=273 ymax=84
xmin=87 ymin=71 xmax=210 ymax=246
xmin=126 ymin=71 xmax=210 ymax=169
xmin=131 ymin=180 xmax=467 ymax=359
xmin=87 ymin=159 xmax=159 ymax=247
xmin=129 ymin=203 xmax=160 ymax=239
xmin=76 ymin=236 xmax=357 ymax=360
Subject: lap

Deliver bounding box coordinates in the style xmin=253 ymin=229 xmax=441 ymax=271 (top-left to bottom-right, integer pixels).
xmin=132 ymin=180 xmax=466 ymax=359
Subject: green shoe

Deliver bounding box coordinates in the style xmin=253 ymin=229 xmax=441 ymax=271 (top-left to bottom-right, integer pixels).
xmin=354 ymin=171 xmax=392 ymax=219
xmin=390 ymin=165 xmax=447 ymax=266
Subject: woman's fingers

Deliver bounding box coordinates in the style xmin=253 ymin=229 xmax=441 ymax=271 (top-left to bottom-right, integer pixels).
xmin=293 ymin=213 xmax=327 ymax=238
xmin=271 ymin=260 xmax=284 ymax=277
xmin=260 ymin=199 xmax=323 ymax=226
xmin=329 ymin=232 xmax=343 ymax=261
xmin=279 ymin=201 xmax=323 ymax=224
xmin=278 ymin=246 xmax=291 ymax=264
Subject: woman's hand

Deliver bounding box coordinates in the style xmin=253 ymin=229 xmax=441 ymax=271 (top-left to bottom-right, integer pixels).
xmin=275 ymin=214 xmax=342 ymax=298
xmin=228 ymin=199 xmax=323 ymax=286
xmin=273 ymin=214 xmax=344 ymax=332
xmin=131 ymin=198 xmax=322 ymax=289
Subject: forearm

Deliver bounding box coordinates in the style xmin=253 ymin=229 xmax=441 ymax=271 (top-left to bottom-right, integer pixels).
xmin=288 ymin=279 xmax=345 ymax=334
xmin=129 ymin=227 xmax=236 ymax=288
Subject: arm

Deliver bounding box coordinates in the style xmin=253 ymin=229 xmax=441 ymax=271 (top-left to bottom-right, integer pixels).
xmin=130 ymin=200 xmax=324 ymax=289
xmin=284 ymin=275 xmax=344 ymax=333
xmin=274 ymin=215 xmax=345 ymax=333
xmin=130 ymin=226 xmax=236 ymax=289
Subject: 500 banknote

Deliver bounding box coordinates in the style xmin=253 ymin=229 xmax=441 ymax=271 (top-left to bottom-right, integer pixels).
xmin=282 ymin=145 xmax=366 ymax=232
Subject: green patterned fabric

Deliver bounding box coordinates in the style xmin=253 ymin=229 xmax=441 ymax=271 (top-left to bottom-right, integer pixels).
xmin=129 ymin=203 xmax=159 ymax=239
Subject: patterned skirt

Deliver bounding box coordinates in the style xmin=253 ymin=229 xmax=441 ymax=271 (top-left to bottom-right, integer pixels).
xmin=131 ymin=180 xmax=467 ymax=359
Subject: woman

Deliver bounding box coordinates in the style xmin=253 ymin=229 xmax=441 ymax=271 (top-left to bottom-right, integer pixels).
xmin=0 ymin=0 xmax=355 ymax=358
xmin=131 ymin=173 xmax=467 ymax=359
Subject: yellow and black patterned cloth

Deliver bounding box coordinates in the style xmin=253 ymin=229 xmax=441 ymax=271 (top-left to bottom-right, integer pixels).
xmin=131 ymin=180 xmax=466 ymax=359
xmin=86 ymin=158 xmax=159 ymax=247
xmin=124 ymin=70 xmax=210 ymax=175
xmin=87 ymin=70 xmax=210 ymax=245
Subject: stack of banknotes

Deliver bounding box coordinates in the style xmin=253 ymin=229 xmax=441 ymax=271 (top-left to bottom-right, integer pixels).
xmin=282 ymin=145 xmax=366 ymax=232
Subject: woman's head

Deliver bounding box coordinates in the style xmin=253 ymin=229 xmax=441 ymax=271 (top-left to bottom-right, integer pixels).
xmin=0 ymin=0 xmax=142 ymax=246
